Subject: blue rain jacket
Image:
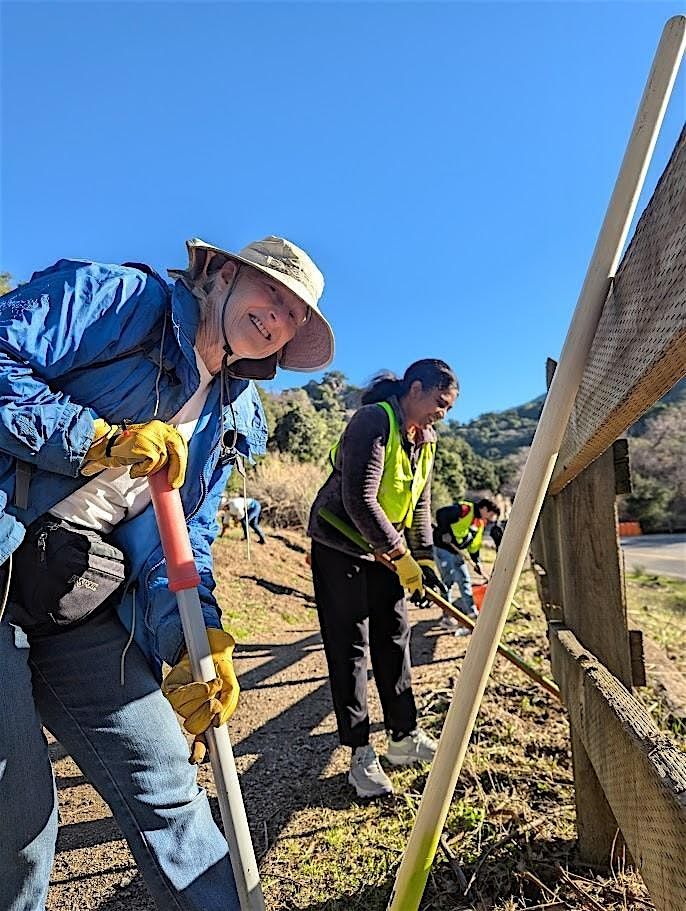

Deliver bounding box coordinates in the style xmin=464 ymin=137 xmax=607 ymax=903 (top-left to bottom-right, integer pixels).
xmin=0 ymin=259 xmax=267 ymax=678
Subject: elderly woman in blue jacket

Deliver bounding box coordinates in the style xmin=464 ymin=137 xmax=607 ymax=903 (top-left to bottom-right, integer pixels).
xmin=0 ymin=236 xmax=333 ymax=911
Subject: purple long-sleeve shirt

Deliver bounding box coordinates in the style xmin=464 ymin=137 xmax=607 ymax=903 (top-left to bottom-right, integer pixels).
xmin=307 ymin=396 xmax=435 ymax=560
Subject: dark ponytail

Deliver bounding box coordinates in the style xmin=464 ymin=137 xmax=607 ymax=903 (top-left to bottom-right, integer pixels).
xmin=361 ymin=371 xmax=405 ymax=405
xmin=361 ymin=358 xmax=458 ymax=405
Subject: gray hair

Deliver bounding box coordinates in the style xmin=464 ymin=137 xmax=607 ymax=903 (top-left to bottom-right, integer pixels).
xmin=168 ymin=249 xmax=233 ymax=317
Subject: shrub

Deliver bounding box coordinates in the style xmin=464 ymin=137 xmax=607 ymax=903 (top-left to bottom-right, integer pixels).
xmin=247 ymin=454 xmax=327 ymax=529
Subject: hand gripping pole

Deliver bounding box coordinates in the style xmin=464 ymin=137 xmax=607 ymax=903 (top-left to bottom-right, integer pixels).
xmin=149 ymin=472 xmax=265 ymax=911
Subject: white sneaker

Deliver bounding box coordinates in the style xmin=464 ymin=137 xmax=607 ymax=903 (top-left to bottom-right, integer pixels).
xmin=385 ymin=728 xmax=437 ymax=766
xmin=439 ymin=614 xmax=460 ymax=630
xmin=348 ymin=745 xmax=394 ymax=798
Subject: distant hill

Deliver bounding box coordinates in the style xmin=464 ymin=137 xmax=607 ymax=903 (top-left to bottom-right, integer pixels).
xmin=628 ymin=376 xmax=686 ymax=437
xmin=451 ymin=395 xmax=545 ymax=461
xmin=453 ymin=377 xmax=686 ymax=461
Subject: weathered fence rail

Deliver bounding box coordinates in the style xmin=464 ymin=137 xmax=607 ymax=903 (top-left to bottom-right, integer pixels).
xmin=550 ymin=124 xmax=686 ymax=496
xmin=550 ymin=627 xmax=686 ymax=906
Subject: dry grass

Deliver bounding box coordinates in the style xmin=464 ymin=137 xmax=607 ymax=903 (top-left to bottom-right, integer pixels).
xmin=211 ymin=533 xmax=680 ymax=911
xmin=625 ymin=569 xmax=686 ymax=744
xmin=248 ymin=455 xmax=327 ymax=530
xmin=626 ymin=569 xmax=686 ymax=673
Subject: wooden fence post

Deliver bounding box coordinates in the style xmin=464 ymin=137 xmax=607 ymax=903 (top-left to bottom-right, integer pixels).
xmin=555 ymin=447 xmax=632 ymax=686
xmin=552 ymin=446 xmax=634 ymax=864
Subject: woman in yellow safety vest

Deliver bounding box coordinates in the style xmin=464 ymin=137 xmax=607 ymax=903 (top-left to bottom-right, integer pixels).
xmin=307 ymin=359 xmax=458 ymax=798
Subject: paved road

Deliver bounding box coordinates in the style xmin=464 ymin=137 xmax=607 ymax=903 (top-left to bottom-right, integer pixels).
xmin=621 ymin=533 xmax=686 ymax=580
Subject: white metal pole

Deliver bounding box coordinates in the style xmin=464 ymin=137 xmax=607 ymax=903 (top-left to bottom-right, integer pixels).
xmin=387 ymin=16 xmax=686 ymax=911
xmin=176 ymin=588 xmax=264 ymax=911
xmin=150 ymin=474 xmax=265 ymax=911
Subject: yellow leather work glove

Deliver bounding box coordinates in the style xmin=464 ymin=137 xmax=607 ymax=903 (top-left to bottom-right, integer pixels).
xmin=82 ymin=418 xmax=188 ymax=488
xmin=162 ymin=628 xmax=240 ymax=737
xmin=392 ymin=551 xmax=424 ymax=599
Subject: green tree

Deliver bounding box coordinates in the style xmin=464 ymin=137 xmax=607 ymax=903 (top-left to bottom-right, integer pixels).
xmin=273 ymin=406 xmax=329 ymax=463
xmin=432 ymin=442 xmax=466 ymax=504
xmin=624 ymin=474 xmax=672 ymax=533
xmin=0 ymin=273 xmax=13 ymax=296
xmin=434 ymin=428 xmax=500 ymax=495
xmin=303 ymin=370 xmax=360 ymax=414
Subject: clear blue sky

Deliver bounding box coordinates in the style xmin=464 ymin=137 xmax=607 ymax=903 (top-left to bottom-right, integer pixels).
xmin=2 ymin=1 xmax=684 ymax=421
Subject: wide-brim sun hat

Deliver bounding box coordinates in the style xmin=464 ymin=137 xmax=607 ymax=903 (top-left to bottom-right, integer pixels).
xmin=171 ymin=235 xmax=334 ymax=372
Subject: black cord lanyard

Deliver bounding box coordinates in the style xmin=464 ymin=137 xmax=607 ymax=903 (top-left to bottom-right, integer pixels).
xmin=218 ymin=267 xmax=242 ymax=468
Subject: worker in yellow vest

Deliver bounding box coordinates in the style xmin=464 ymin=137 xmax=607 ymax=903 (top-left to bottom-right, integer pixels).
xmin=308 ymin=359 xmax=458 ymax=798
xmin=433 ymin=498 xmax=501 ymax=634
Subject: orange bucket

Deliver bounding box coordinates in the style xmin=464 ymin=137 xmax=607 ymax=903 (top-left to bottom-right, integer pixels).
xmin=472 ymin=583 xmax=487 ymax=612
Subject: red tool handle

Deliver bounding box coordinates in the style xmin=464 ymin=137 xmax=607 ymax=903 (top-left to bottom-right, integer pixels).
xmin=149 ymin=472 xmax=201 ymax=592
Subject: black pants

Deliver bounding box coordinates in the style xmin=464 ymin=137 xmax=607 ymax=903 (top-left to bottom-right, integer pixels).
xmin=311 ymin=541 xmax=417 ymax=749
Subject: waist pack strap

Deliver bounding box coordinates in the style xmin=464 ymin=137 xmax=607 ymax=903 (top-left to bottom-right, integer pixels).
xmin=14 ymin=460 xmax=32 ymax=510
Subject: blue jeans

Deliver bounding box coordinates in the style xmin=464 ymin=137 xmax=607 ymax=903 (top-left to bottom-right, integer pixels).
xmin=0 ymin=610 xmax=239 ymax=911
xmin=433 ymin=547 xmax=477 ymax=617
xmin=242 ymin=502 xmax=265 ymax=543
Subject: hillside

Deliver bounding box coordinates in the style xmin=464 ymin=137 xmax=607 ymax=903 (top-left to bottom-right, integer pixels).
xmin=451 ymin=395 xmax=545 ymax=461
xmin=450 ymin=376 xmax=686 ymax=531
xmin=453 ymin=377 xmax=685 ymax=460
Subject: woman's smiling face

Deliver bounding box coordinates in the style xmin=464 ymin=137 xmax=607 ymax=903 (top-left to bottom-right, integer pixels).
xmin=211 ymin=262 xmax=309 ymax=360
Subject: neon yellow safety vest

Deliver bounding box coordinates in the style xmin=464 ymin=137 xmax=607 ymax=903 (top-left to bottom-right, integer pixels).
xmin=450 ymin=502 xmax=485 ymax=554
xmin=330 ymin=401 xmax=435 ymax=529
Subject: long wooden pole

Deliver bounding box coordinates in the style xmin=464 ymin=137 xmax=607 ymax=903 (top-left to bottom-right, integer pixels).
xmin=387 ymin=17 xmax=686 ymax=911
xmin=428 ymin=587 xmax=561 ymax=700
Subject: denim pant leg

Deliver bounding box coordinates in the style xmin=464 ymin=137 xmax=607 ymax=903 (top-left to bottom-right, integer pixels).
xmin=247 ymin=504 xmax=265 ymax=542
xmin=0 ymin=621 xmax=58 ymax=911
xmin=28 ymin=611 xmax=240 ymax=911
xmin=434 ymin=548 xmax=475 ymax=615
xmin=433 ymin=547 xmax=462 ymax=592
xmin=454 ymin=559 xmax=476 ymax=614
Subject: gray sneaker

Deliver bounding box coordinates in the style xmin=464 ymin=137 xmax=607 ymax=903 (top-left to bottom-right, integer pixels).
xmin=385 ymin=728 xmax=437 ymax=766
xmin=348 ymin=745 xmax=394 ymax=798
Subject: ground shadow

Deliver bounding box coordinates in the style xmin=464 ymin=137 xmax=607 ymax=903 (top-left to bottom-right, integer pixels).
xmin=56 ymin=816 xmax=123 ymax=852
xmin=296 ymin=880 xmax=392 ymax=910
xmin=240 ymin=573 xmax=316 ymax=604
xmin=80 ymin=873 xmax=151 ymax=910
xmin=222 ymin=616 xmax=446 ymax=858
xmin=54 ymin=772 xmax=88 ymax=790
xmin=48 ymin=615 xmax=446 ymax=908
xmin=270 ymin=533 xmax=309 ymax=555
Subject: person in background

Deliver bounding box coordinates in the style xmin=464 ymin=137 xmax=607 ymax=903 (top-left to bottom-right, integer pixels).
xmin=308 ymin=359 xmax=458 ymax=798
xmin=0 ymin=235 xmax=333 ymax=911
xmin=433 ymin=498 xmax=501 ymax=634
xmin=225 ymin=495 xmax=266 ymax=544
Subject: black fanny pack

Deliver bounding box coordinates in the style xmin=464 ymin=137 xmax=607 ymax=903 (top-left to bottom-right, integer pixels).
xmin=8 ymin=516 xmax=127 ymax=636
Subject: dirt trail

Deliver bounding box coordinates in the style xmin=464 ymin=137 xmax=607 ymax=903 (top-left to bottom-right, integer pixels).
xmin=45 ymin=532 xmax=472 ymax=910
xmin=43 ymin=530 xmax=662 ymax=910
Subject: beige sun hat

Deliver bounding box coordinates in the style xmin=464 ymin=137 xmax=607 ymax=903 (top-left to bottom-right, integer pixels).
xmin=172 ymin=235 xmax=334 ymax=372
